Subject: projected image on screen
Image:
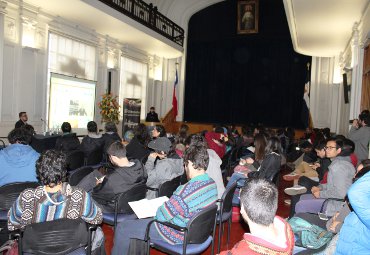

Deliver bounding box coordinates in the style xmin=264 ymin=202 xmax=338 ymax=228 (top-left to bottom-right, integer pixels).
xmin=49 ymin=73 xmax=96 ymax=129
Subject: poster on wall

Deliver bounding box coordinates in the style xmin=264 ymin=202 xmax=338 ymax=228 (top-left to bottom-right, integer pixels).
xmin=122 ymin=98 xmax=141 ymax=142
xmin=49 ymin=73 xmax=96 ymax=130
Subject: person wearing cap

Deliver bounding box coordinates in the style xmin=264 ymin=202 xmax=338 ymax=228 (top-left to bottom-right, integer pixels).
xmin=77 ymin=141 xmax=147 ymax=212
xmin=145 ymin=137 xmax=183 ymax=199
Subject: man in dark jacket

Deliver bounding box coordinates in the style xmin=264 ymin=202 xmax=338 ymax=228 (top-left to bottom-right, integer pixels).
xmin=145 ymin=107 xmax=160 ymax=122
xmin=77 ymin=141 xmax=147 ymax=212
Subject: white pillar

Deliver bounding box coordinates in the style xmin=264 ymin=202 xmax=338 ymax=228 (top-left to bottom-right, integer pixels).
xmin=0 ymin=1 xmax=7 ymax=122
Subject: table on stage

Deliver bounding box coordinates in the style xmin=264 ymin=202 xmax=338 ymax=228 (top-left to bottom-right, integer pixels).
xmin=31 ymin=133 xmax=61 ymax=153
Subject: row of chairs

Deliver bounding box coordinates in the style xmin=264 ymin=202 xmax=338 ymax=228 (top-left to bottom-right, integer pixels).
xmin=0 ymin=177 xmax=238 ymax=255
xmin=66 ymin=148 xmax=103 ymax=171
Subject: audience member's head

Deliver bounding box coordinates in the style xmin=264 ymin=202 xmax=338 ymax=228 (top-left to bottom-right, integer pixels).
xmin=321 ymin=128 xmax=331 ymax=139
xmin=105 ymin=122 xmax=117 ymax=133
xmin=341 ymin=138 xmax=355 ymax=156
xmin=36 ymin=150 xmax=67 ymax=187
xmin=148 ymin=137 xmax=172 ymax=156
xmin=265 ymin=136 xmax=283 ymax=155
xmin=184 ymin=134 xmax=208 ymax=148
xmin=183 ymin=143 xmax=209 ymax=179
xmin=152 ymin=125 xmax=166 ymax=138
xmin=254 ymin=133 xmax=267 ymax=161
xmin=107 ymin=141 xmax=127 ymax=159
xmin=134 ymin=123 xmax=150 ymax=146
xmin=358 ymin=111 xmax=370 ymax=126
xmin=61 ymin=122 xmax=72 ymax=133
xmin=314 ymin=140 xmax=327 ymax=159
xmin=240 ymin=178 xmax=278 ymax=226
xmin=19 ymin=111 xmax=28 ymax=122
xmin=87 ymin=121 xmax=98 ymax=133
xmin=22 ymin=124 xmax=35 ymax=135
xmin=325 ymin=137 xmax=344 ymax=159
xmin=8 ymin=128 xmax=32 ymax=145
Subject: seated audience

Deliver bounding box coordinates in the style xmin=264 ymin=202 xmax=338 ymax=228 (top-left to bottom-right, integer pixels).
xmin=174 ymin=124 xmax=189 ymax=157
xmin=79 ymin=121 xmax=104 ymax=158
xmin=102 ymin=122 xmax=121 ymax=161
xmin=334 ymin=164 xmax=370 ymax=254
xmin=348 ymin=110 xmax=370 ymax=163
xmin=8 ymin=150 xmax=103 ymax=253
xmin=205 ymin=127 xmax=227 ymax=159
xmin=185 ymin=134 xmax=225 ymax=199
xmin=111 ymin=141 xmax=218 ymax=255
xmin=55 ymin=122 xmax=80 ymax=152
xmin=226 ymin=136 xmax=282 ymax=204
xmin=151 ymin=124 xmax=166 ymax=139
xmin=145 ymin=106 xmax=160 ymax=122
xmin=126 ymin=123 xmax=150 ymax=163
xmin=219 ymin=178 xmax=294 ymax=255
xmin=285 ymin=140 xmax=331 ymax=218
xmin=78 ymin=141 xmax=147 ymax=212
xmin=294 ymin=137 xmax=355 ymax=217
xmin=145 ymin=137 xmax=183 ymax=199
xmin=0 ymin=128 xmax=39 ymax=186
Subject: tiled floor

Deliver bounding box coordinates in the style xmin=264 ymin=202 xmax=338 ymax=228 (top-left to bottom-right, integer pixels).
xmin=103 ymin=166 xmax=293 ymax=254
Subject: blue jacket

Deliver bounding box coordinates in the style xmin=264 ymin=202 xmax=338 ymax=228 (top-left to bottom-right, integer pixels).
xmin=335 ymin=171 xmax=370 ymax=254
xmin=0 ymin=144 xmax=39 ymax=186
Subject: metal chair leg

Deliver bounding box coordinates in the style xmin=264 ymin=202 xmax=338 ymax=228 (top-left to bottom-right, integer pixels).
xmin=227 ymin=216 xmax=232 ymax=248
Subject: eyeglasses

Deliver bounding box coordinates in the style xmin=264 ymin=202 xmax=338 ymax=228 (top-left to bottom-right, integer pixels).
xmin=324 ymin=146 xmax=337 ymax=151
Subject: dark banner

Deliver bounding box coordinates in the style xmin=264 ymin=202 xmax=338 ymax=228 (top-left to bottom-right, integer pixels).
xmin=122 ymin=98 xmax=141 ymax=142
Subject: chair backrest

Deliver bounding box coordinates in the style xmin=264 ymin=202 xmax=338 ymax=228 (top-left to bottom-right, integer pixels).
xmin=117 ymin=183 xmax=147 ymax=214
xmin=186 ymin=204 xmax=218 ymax=244
xmin=68 ymin=166 xmax=94 ymax=186
xmin=271 ymin=170 xmax=280 ymax=186
xmin=0 ymin=182 xmax=39 ymax=210
xmin=66 ymin=150 xmax=85 ymax=171
xmin=158 ymin=175 xmax=181 ymax=198
xmin=220 ymin=182 xmax=237 ymax=215
xmin=85 ymin=147 xmax=103 ymax=166
xmin=0 ymin=139 xmax=5 ymax=150
xmin=20 ymin=218 xmax=89 ymax=255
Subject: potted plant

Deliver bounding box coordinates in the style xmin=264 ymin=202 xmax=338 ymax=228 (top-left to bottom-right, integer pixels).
xmin=98 ymin=93 xmax=120 ymax=124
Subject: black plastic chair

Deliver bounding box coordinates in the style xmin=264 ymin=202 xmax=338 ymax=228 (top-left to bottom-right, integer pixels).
xmin=147 ymin=175 xmax=182 ymax=198
xmin=0 ymin=139 xmax=5 ymax=150
xmin=18 ymin=218 xmax=94 ymax=255
xmin=145 ymin=204 xmax=218 ymax=255
xmin=102 ymin=183 xmax=147 ymax=230
xmin=66 ymin=150 xmax=85 ymax=171
xmin=0 ymin=182 xmax=39 ymax=212
xmin=68 ymin=166 xmax=94 ymax=186
xmin=216 ymin=182 xmax=237 ymax=254
xmin=84 ymin=148 xmax=103 ymax=166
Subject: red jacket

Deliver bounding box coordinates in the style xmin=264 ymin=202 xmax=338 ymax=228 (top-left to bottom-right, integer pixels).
xmin=219 ymin=216 xmax=294 ymax=255
xmin=205 ymin=132 xmax=226 ymax=159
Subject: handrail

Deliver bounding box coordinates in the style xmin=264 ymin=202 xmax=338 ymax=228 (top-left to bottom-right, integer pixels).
xmin=161 ymin=108 xmax=175 ymax=124
xmin=98 ymin=0 xmax=184 ymax=47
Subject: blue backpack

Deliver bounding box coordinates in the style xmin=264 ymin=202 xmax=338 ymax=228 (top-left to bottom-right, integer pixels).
xmin=289 ymin=216 xmax=333 ymax=249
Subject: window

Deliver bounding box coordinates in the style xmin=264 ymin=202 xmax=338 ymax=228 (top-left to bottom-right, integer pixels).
xmin=48 ymin=33 xmax=96 ymax=80
xmin=119 ymin=57 xmax=148 ymax=120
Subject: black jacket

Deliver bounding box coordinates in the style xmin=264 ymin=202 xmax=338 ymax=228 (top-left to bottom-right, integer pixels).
xmin=92 ymin=159 xmax=147 ymax=212
xmin=55 ymin=133 xmax=80 ymax=152
xmin=248 ymin=152 xmax=282 ymax=181
xmin=145 ymin=112 xmax=160 ymax=122
xmin=102 ymin=132 xmax=121 ymax=152
xmin=126 ymin=137 xmax=150 ymax=163
xmin=15 ymin=120 xmax=26 ymax=129
xmin=79 ymin=135 xmax=104 ymax=158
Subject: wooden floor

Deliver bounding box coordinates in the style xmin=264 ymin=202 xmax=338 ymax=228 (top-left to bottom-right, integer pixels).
xmin=103 ymin=166 xmax=292 ymax=254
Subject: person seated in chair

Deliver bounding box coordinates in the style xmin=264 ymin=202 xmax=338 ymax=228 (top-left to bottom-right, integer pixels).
xmin=145 ymin=137 xmax=183 ymax=199
xmin=219 ymin=178 xmax=294 ymax=255
xmin=79 ymin=121 xmax=104 ymax=159
xmin=102 ymin=122 xmax=121 ymax=161
xmin=55 ymin=122 xmax=80 ymax=152
xmin=111 ymin=140 xmax=218 ymax=255
xmin=0 ymin=128 xmax=39 ymax=186
xmin=77 ymin=141 xmax=147 ymax=212
xmin=8 ymin=149 xmax=104 ymax=254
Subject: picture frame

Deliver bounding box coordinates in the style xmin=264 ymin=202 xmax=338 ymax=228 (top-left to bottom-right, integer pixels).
xmin=237 ymin=0 xmax=259 ymax=34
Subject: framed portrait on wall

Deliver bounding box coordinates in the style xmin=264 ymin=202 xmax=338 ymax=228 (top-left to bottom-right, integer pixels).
xmin=237 ymin=0 xmax=259 ymax=34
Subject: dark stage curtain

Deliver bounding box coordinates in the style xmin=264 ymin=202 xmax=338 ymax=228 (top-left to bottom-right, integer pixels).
xmin=184 ymin=0 xmax=311 ymax=128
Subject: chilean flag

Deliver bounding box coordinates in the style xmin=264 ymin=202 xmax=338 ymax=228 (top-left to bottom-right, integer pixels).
xmin=172 ymin=69 xmax=178 ymax=118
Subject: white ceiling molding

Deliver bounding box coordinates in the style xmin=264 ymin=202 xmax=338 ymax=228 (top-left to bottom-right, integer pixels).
xmin=283 ymin=0 xmax=369 ymax=57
